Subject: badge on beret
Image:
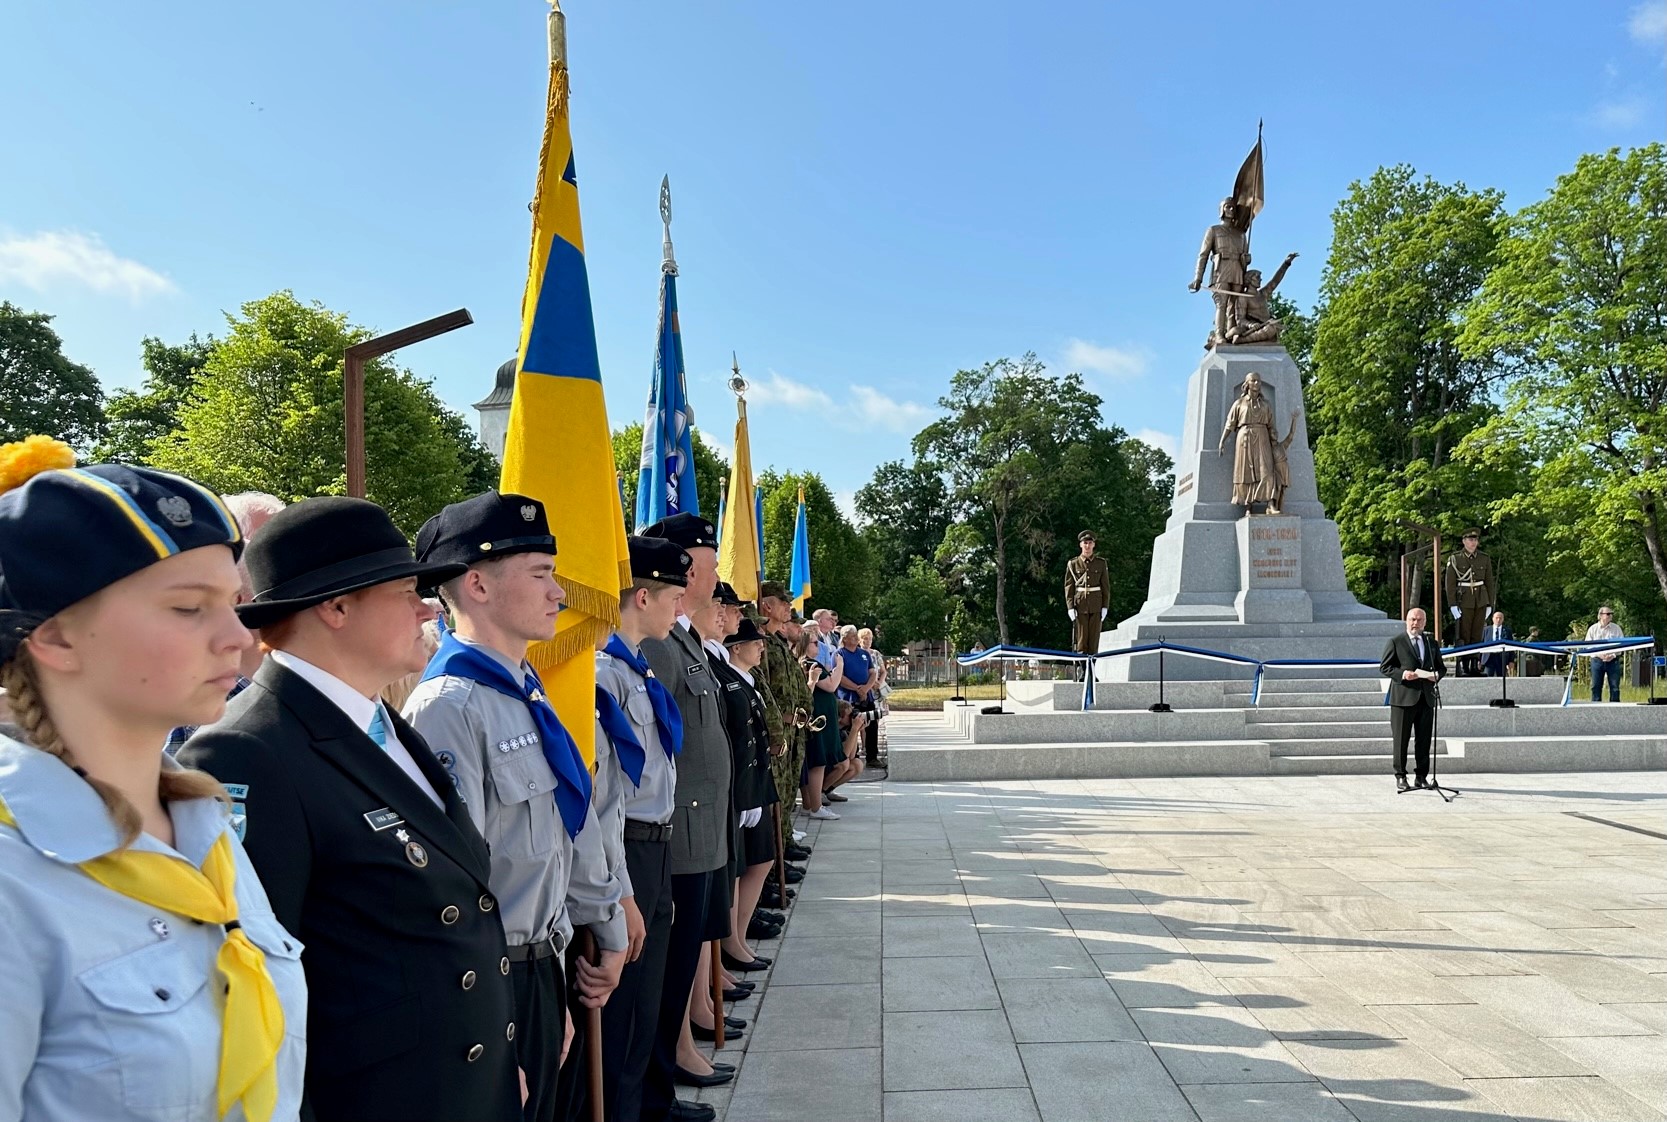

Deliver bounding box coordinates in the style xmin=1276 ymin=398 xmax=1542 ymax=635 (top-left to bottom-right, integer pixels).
xmin=156 ymin=495 xmax=194 ymax=527
xmin=520 ymin=504 xmax=537 ymax=522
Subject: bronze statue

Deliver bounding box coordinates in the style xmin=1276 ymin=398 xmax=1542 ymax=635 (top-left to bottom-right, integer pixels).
xmin=1269 ymin=408 xmax=1301 ymax=514
xmin=1222 ymin=253 xmax=1299 ymax=345
xmin=1189 ymin=198 xmax=1251 ymax=346
xmin=1217 ymin=372 xmax=1279 ymax=512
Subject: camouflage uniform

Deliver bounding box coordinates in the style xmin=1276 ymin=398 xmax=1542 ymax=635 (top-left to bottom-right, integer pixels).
xmin=761 ymin=629 xmax=810 ymax=847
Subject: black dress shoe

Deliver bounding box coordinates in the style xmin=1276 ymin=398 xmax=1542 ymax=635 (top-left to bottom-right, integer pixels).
xmin=760 ymin=888 xmax=795 ymax=906
xmin=784 ymin=865 xmax=805 ymax=883
xmin=669 ymin=1099 xmax=717 ymax=1122
xmin=723 ymin=985 xmax=753 ymax=1002
xmin=747 ymin=918 xmax=783 ymax=940
xmin=690 ymin=1021 xmax=743 ymax=1046
xmin=674 ymin=1065 xmax=735 ymax=1088
xmin=724 ymin=1014 xmax=747 ymax=1030
xmin=1396 ymin=778 xmax=1411 ymax=793
xmin=785 ymin=845 xmax=813 ymax=860
xmin=753 ymin=909 xmax=785 ymax=924
xmin=711 ymin=1061 xmax=735 ymax=1073
xmin=823 ymin=790 xmax=848 ymax=802
xmin=722 ymin=950 xmax=772 ymax=971
xmin=1415 ymin=777 xmax=1430 ymax=789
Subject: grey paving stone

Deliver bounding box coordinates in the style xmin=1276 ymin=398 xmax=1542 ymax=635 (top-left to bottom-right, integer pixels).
xmin=1543 ymin=1035 xmax=1667 ymax=1114
xmin=769 ymin=935 xmax=881 ymax=986
xmin=881 ymin=954 xmax=1000 ymax=1012
xmin=748 ymin=982 xmax=880 ymax=1052
xmin=1504 ymin=949 xmax=1667 ymax=1003
xmin=1180 ymin=1080 xmax=1358 ymax=1122
xmin=967 ymin=899 xmax=1072 ymax=934
xmin=980 ymin=932 xmax=1099 ymax=979
xmin=1294 ymin=949 xmax=1471 ymax=1006
xmin=1019 ymin=1042 xmax=1200 ymax=1122
xmin=882 ymin=1088 xmax=1041 ymax=1122
xmin=1371 ymin=1003 xmax=1593 ymax=1078
xmin=881 ymin=915 xmax=983 ymax=958
xmin=1450 ymin=974 xmax=1659 ymax=1038
xmin=1461 ymin=1075 xmax=1667 ymax=1121
xmin=783 ymin=904 xmax=882 ymax=938
xmin=1282 ymin=1038 xmax=1507 ymax=1119
xmin=1312 ymin=894 xmax=1450 ymax=931
xmin=882 ymin=859 xmax=963 ymax=886
xmin=1359 ymin=929 xmax=1535 ymax=977
xmin=1600 ymin=1002 xmax=1667 ymax=1033
xmin=881 ymin=1009 xmax=1025 ymax=1092
xmin=998 ymin=977 xmax=1142 ymax=1043
xmin=1132 ymin=1006 xmax=1315 ymax=1085
xmin=1179 ymin=939 xmax=1323 ymax=978
xmin=795 ymin=872 xmax=882 ymax=904
xmin=958 ymin=871 xmax=1052 ymax=898
xmin=724 ymin=1048 xmax=881 ymax=1122
xmin=1229 ymin=977 xmax=1405 ymax=1041
xmin=880 ymin=889 xmax=970 ymax=917
xmin=1094 ymin=952 xmax=1246 ymax=1009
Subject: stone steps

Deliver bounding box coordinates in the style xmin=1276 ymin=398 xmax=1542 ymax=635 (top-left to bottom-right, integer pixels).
xmin=1248 ymin=720 xmax=1388 ymax=740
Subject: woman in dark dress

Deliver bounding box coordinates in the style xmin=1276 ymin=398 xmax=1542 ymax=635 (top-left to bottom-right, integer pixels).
xmin=797 ymin=630 xmax=845 ymax=820
xmin=718 ymin=618 xmax=781 ymax=969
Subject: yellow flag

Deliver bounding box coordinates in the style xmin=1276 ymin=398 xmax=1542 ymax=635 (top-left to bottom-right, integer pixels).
xmin=500 ymin=5 xmax=629 ymax=764
xmin=716 ymin=397 xmax=761 ymax=601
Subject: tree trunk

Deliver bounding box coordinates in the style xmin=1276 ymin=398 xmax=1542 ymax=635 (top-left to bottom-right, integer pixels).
xmin=1639 ymin=491 xmax=1667 ymax=612
xmin=992 ymin=515 xmax=1010 ymax=646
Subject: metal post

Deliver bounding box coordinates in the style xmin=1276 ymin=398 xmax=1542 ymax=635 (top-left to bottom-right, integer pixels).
xmin=342 ymin=308 xmax=474 ymax=497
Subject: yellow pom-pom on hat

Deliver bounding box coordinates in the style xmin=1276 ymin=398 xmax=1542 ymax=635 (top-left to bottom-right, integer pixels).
xmin=0 ymin=435 xmax=76 ymax=497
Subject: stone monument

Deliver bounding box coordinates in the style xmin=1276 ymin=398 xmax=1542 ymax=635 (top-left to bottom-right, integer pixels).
xmin=1102 ymin=131 xmax=1397 ymax=679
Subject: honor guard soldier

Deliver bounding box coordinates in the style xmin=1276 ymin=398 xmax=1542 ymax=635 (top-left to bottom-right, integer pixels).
xmin=593 ymin=536 xmax=692 ymax=1122
xmin=1064 ymin=531 xmax=1111 ymax=659
xmin=636 ymin=513 xmax=732 ymax=1122
xmin=179 ymin=497 xmax=521 ymax=1122
xmin=1443 ymin=529 xmax=1497 ymax=676
xmin=402 ymin=492 xmax=627 ymax=1122
xmin=0 ymin=446 xmax=307 ymax=1122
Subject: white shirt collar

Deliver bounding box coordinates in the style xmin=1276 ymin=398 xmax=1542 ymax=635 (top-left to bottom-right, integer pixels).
xmin=270 ymin=650 xmax=379 ymax=732
xmin=734 ymin=665 xmax=756 ymax=687
xmin=702 ymin=638 xmax=729 ymax=663
xmin=677 ymin=614 xmax=693 ymax=632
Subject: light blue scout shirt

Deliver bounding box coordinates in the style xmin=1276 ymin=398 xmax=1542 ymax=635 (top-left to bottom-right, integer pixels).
xmin=595 ymin=643 xmax=677 ymax=831
xmin=590 ymin=714 xmax=633 ymax=898
xmin=0 ymin=734 xmax=308 ymax=1122
xmin=403 ymin=634 xmax=626 ymax=952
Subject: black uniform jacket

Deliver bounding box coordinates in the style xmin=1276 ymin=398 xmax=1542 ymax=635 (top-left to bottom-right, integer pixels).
xmin=179 ymin=658 xmax=520 ymax=1122
xmin=710 ymin=655 xmax=778 ymax=816
xmin=1379 ymin=630 xmax=1448 ymax=708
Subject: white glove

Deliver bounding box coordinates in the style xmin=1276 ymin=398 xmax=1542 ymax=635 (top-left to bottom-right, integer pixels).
xmin=1100 ymin=609 xmax=1108 ymax=621
xmin=1068 ymin=609 xmax=1078 ymax=621
xmin=740 ymin=807 xmax=762 ymax=829
xmin=1484 ymin=606 xmax=1492 ymax=619
xmin=1450 ymin=606 xmax=1461 ymax=620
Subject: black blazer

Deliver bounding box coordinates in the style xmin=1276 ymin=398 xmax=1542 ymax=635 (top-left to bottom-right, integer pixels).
xmin=178 ymin=659 xmax=520 ymax=1122
xmin=710 ymin=655 xmax=777 ymax=815
xmin=1379 ymin=630 xmax=1447 ymax=707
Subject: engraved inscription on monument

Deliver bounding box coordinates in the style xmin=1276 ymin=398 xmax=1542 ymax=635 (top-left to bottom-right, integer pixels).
xmin=1243 ymin=517 xmax=1303 ymax=589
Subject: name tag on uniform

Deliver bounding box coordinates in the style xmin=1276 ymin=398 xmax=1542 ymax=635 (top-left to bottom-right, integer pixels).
xmin=725 ymin=682 xmax=741 ymax=691
xmin=687 ymin=663 xmax=703 ymax=677
xmin=363 ymin=807 xmax=405 ymax=832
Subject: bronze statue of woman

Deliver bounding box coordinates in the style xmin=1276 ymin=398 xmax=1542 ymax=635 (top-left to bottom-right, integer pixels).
xmin=1217 ymin=372 xmax=1279 ymax=512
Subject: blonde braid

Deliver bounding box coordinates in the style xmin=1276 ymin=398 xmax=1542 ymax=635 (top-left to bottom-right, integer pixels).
xmin=1 ymin=650 xmax=225 ymax=849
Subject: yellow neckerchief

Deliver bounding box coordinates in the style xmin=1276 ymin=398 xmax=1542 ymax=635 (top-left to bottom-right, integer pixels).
xmin=0 ymin=796 xmax=284 ymax=1121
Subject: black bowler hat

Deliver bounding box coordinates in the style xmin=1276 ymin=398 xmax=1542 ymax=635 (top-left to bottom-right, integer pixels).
xmin=415 ymin=491 xmax=557 ymax=575
xmin=714 ymin=581 xmax=742 ymax=607
xmin=641 ymin=512 xmax=718 ymax=552
xmin=238 ymin=497 xmax=467 ymax=629
xmin=0 ymin=442 xmax=243 ymax=651
xmin=724 ymin=617 xmax=766 ymax=646
xmin=628 ymin=535 xmax=691 ymax=587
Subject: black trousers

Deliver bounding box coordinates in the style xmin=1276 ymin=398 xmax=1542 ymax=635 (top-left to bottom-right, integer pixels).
xmin=511 ymin=952 xmax=567 ymax=1122
xmin=642 ymin=869 xmax=713 ymax=1121
xmin=1390 ymin=699 xmax=1435 ymax=780
xmin=592 ymin=837 xmax=673 ymax=1122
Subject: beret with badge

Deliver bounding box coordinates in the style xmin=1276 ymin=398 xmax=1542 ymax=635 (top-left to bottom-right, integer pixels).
xmin=0 ymin=436 xmax=244 ymax=658
xmin=416 ymin=490 xmax=557 ymax=576
xmin=758 ymin=580 xmax=789 ymax=603
xmin=639 ymin=511 xmax=718 ymax=552
xmin=628 ymin=535 xmax=691 ymax=587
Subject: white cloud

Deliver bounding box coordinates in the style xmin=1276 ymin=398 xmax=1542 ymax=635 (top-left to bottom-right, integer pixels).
xmin=696 ymin=428 xmax=731 ymax=463
xmin=1061 ymin=338 xmax=1149 ymax=380
xmin=1629 ymin=0 xmax=1667 ymax=43
xmin=0 ymin=229 xmax=174 ymax=301
xmin=1588 ymin=96 xmax=1647 ymax=128
xmin=830 ymin=489 xmax=860 ymax=523
xmin=744 ymin=369 xmax=833 ymax=411
xmin=1132 ymin=428 xmax=1179 ymax=458
xmin=849 ymin=385 xmax=935 ymax=432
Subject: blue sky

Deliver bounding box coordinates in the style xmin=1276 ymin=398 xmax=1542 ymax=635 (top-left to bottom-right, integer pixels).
xmin=3 ymin=1 xmax=1662 ymax=516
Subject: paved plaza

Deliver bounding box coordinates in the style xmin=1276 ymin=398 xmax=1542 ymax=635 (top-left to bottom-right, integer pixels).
xmin=693 ymin=753 xmax=1667 ymax=1121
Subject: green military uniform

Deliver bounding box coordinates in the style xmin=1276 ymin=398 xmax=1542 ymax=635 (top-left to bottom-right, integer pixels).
xmin=762 ymin=630 xmax=810 ymax=848
xmin=1064 ymin=543 xmax=1112 ymax=656
xmin=1443 ymin=532 xmax=1497 ymax=667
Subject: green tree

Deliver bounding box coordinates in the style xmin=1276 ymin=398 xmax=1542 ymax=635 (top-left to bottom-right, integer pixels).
xmin=869 ymin=556 xmax=954 ymax=649
xmin=1458 ymin=144 xmax=1667 ymax=624
xmin=1305 ymin=167 xmax=1509 ymax=614
xmin=149 ymin=291 xmax=483 ymax=534
xmin=610 ymin=421 xmax=728 ymax=530
xmin=97 ymin=334 xmax=216 ymax=463
xmin=436 ymin=407 xmax=500 ymax=496
xmin=855 ymin=458 xmax=950 ymax=577
xmin=0 ymin=302 xmax=105 ymax=451
xmin=755 ymin=470 xmax=873 ymax=622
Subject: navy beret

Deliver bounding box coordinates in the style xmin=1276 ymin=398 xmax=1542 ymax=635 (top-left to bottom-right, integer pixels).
xmin=628 ymin=535 xmax=691 ymax=587
xmin=641 ymin=512 xmax=718 ymax=551
xmin=416 ymin=491 xmax=557 ymax=571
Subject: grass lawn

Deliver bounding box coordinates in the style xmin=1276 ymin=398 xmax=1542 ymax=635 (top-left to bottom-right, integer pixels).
xmin=885 ymin=684 xmax=1005 ymax=710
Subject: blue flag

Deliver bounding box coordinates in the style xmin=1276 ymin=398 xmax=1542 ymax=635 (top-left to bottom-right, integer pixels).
xmin=634 ymin=265 xmax=698 ymax=530
xmin=790 ymin=485 xmax=812 ymax=611
xmin=756 ymin=489 xmax=766 ymax=579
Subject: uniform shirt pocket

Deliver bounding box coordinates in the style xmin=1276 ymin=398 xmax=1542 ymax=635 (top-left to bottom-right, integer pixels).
xmin=241 ymin=912 xmax=308 ymax=1041
xmin=625 ymin=685 xmax=656 ymax=728
xmin=489 ymin=751 xmax=559 ymax=857
xmin=77 ymin=939 xmax=213 ymax=1112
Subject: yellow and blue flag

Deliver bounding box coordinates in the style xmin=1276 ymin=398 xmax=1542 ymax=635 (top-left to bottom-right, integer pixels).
xmin=716 ymin=397 xmax=761 ymax=601
xmin=634 ymin=245 xmax=698 ymax=530
xmin=790 ymin=485 xmax=812 ymax=612
xmin=500 ymin=7 xmax=630 ymax=765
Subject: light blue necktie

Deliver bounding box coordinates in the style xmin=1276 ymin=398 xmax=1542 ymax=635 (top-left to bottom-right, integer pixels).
xmin=367 ymin=704 xmax=388 ymax=749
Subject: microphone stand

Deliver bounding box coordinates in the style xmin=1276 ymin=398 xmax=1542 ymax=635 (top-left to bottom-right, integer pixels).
xmin=1425 ymin=661 xmax=1457 ymax=802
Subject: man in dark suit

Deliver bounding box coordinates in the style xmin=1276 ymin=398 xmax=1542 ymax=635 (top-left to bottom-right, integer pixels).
xmin=1481 ymin=611 xmax=1512 ymax=677
xmin=179 ymin=497 xmax=521 ymax=1122
xmin=1379 ymin=607 xmax=1447 ymax=793
xmin=638 ymin=513 xmax=732 ymax=1122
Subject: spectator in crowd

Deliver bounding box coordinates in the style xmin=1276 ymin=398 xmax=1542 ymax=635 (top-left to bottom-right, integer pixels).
xmin=796 ymin=628 xmax=844 ymax=821
xmin=1585 ymin=606 xmax=1624 ymax=702
xmin=857 ymin=626 xmax=886 ymax=764
xmin=824 ymin=700 xmax=868 ymax=799
xmin=835 ymin=626 xmax=878 ymax=770
xmin=164 ymin=491 xmax=286 ymax=754
xmin=1481 ymin=611 xmax=1511 ymax=678
xmin=0 ymin=453 xmax=307 ymax=1122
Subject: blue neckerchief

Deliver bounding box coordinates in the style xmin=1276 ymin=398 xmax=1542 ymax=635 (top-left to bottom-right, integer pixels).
xmin=594 ymin=686 xmax=645 ymax=787
xmin=421 ymin=632 xmax=592 ymax=839
xmin=603 ymin=634 xmax=683 ymax=761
